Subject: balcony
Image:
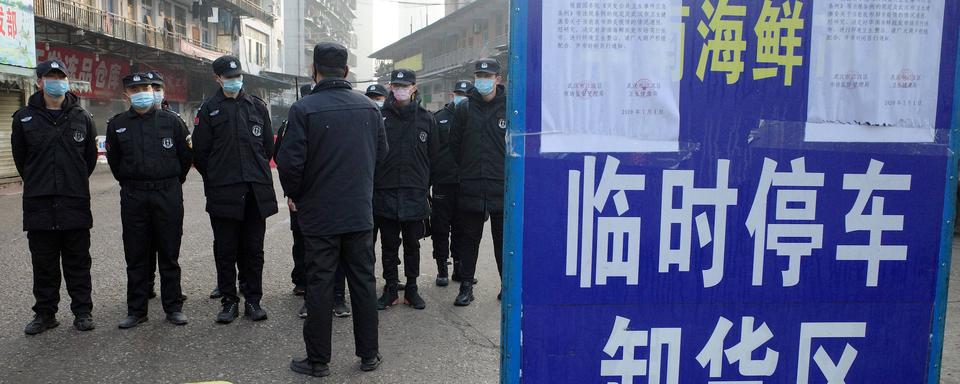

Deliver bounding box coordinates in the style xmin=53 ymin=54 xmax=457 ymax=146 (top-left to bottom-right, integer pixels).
xmin=422 ymin=33 xmax=509 ymax=75
xmin=207 ymin=0 xmax=275 ymax=23
xmin=34 ymin=0 xmax=227 ymax=60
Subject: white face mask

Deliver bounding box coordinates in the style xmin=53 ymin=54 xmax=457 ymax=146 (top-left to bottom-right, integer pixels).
xmin=392 ymin=87 xmax=413 ymax=102
xmin=376 ymin=100 xmax=385 ymax=108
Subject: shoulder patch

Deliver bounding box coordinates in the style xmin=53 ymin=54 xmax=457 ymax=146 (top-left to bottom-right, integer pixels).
xmin=107 ymin=112 xmax=123 ymax=124
xmin=20 ymin=116 xmax=32 ymax=123
xmin=116 ymin=127 xmax=127 ymax=134
xmin=251 ymin=95 xmax=268 ymax=107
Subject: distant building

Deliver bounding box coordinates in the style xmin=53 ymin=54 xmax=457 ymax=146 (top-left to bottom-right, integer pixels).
xmin=370 ymin=0 xmax=509 ymax=110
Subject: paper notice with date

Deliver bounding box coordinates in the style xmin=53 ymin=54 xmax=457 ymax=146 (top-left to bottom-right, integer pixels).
xmin=540 ymin=0 xmax=682 ymax=153
xmin=805 ymin=0 xmax=946 ymax=143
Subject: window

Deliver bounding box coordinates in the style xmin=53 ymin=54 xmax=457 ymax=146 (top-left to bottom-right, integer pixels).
xmin=175 ymin=5 xmax=186 ymax=35
xmin=201 ymin=19 xmax=211 ymax=44
xmin=244 ymin=25 xmax=269 ymax=67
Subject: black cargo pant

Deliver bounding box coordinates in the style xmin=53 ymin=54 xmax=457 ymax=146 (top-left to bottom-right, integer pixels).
xmin=430 ymin=183 xmax=459 ymax=265
xmin=211 ymin=189 xmax=265 ymax=305
xmin=452 ymin=210 xmax=504 ymax=282
xmin=28 ymin=229 xmax=93 ymax=317
xmin=376 ymin=216 xmax=425 ymax=286
xmin=303 ymin=230 xmax=379 ymax=364
xmin=120 ymin=179 xmax=184 ymax=316
xmin=292 ymin=210 xmax=346 ymax=297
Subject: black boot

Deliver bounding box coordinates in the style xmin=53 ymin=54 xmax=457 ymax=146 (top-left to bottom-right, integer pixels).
xmin=290 ymin=358 xmax=330 ymax=377
xmin=244 ymin=302 xmax=268 ymax=321
xmin=24 ymin=314 xmax=59 ymax=335
xmin=377 ymin=284 xmax=400 ymax=310
xmin=74 ymin=313 xmax=95 ymax=331
xmin=404 ymin=284 xmax=426 ymax=310
xmin=454 ymin=281 xmax=475 ymax=306
xmin=361 ymin=354 xmax=383 ymax=372
xmin=436 ymin=260 xmax=449 ymax=287
xmin=334 ymin=295 xmax=351 ymax=317
xmin=216 ymin=301 xmax=239 ymax=324
xmin=118 ymin=315 xmax=148 ymax=329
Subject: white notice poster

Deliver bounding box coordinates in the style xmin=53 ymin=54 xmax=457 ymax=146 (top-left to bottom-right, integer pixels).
xmin=541 ymin=1 xmax=682 ymax=153
xmin=805 ymin=0 xmax=946 ymax=143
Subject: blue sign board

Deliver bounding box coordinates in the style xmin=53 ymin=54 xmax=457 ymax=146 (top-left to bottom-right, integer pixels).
xmin=501 ymin=0 xmax=960 ymax=383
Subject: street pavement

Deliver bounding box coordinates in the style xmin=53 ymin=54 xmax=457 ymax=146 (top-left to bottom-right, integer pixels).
xmin=940 ymin=235 xmax=960 ymax=383
xmin=0 ymin=168 xmax=502 ymax=383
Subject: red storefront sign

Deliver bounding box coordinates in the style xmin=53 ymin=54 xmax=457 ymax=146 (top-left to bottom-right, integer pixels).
xmin=140 ymin=64 xmax=188 ymax=103
xmin=36 ymin=44 xmax=188 ymax=102
xmin=36 ymin=44 xmax=129 ymax=101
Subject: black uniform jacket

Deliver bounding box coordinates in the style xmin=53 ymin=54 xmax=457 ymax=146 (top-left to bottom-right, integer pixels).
xmin=430 ymin=103 xmax=458 ymax=186
xmin=106 ymin=108 xmax=192 ymax=184
xmin=11 ymin=91 xmax=98 ymax=231
xmin=449 ymin=85 xmax=507 ymax=214
xmin=193 ymin=89 xmax=278 ymax=220
xmin=277 ymin=78 xmax=389 ymax=236
xmin=374 ymin=96 xmax=436 ymax=222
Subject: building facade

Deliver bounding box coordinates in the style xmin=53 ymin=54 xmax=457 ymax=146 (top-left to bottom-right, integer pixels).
xmin=370 ymin=0 xmax=509 ymax=111
xmin=31 ymin=0 xmax=288 ymax=133
xmin=282 ymin=0 xmax=357 ymax=81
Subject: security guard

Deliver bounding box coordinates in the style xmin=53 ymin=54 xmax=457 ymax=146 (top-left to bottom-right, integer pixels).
xmin=364 ymin=84 xmax=388 ymax=108
xmin=430 ymin=80 xmax=472 ymax=286
xmin=281 ymin=83 xmax=310 ymax=319
xmin=450 ymin=58 xmax=508 ymax=306
xmin=287 ymin=83 xmax=314 ymax=300
xmin=106 ymin=72 xmax=192 ymax=328
xmin=278 ymin=42 xmax=385 ymax=377
xmin=147 ymin=71 xmax=167 ymax=111
xmin=375 ymin=69 xmax=436 ymax=310
xmin=193 ymin=55 xmax=278 ymax=323
xmin=144 ymin=69 xmax=188 ymax=303
xmin=11 ymin=59 xmax=98 ymax=334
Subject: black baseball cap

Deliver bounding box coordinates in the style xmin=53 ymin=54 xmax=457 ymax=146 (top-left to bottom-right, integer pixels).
xmin=474 ymin=58 xmax=500 ymax=74
xmin=454 ymin=80 xmax=473 ymax=94
xmin=365 ymin=84 xmax=388 ymax=97
xmin=212 ymin=55 xmax=243 ymax=77
xmin=390 ymin=69 xmax=416 ymax=85
xmin=36 ymin=60 xmax=68 ymax=78
xmin=122 ymin=73 xmax=154 ymax=88
xmin=145 ymin=70 xmax=164 ymax=86
xmin=313 ymin=42 xmax=349 ymax=73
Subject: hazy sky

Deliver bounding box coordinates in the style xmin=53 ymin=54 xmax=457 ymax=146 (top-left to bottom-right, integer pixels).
xmin=370 ymin=0 xmax=444 ymax=52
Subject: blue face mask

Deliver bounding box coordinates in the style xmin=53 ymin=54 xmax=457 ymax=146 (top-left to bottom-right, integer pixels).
xmin=475 ymin=78 xmax=495 ymax=95
xmin=153 ymin=90 xmax=165 ymax=107
xmin=222 ymin=76 xmax=243 ymax=94
xmin=454 ymin=95 xmax=467 ymax=104
xmin=43 ymin=79 xmax=69 ymax=97
xmin=130 ymin=91 xmax=156 ymax=110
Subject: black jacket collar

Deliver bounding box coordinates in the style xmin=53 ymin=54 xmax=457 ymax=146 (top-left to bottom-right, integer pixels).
xmin=210 ymin=88 xmax=252 ymax=105
xmin=28 ymin=91 xmax=80 ymax=112
xmin=313 ymin=78 xmax=353 ymax=92
xmin=125 ymin=107 xmax=158 ymax=119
